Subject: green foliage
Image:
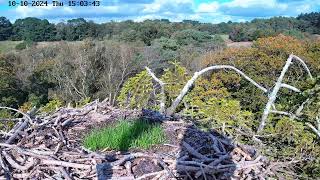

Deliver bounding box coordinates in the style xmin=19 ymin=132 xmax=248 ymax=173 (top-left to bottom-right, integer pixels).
xmin=174 ymin=29 xmax=212 ymax=46
xmin=153 ymin=37 xmax=178 ymax=51
xmin=83 ymin=119 xmax=166 ymax=151
xmin=118 ymin=64 xmax=251 ymax=137
xmin=229 ymin=16 xmax=306 ymax=41
xmin=18 ymin=93 xmax=42 ymax=113
xmin=161 ymin=62 xmax=190 ymax=106
xmin=297 ymin=12 xmax=320 ymax=34
xmin=0 ymin=12 xmax=319 ymax=43
xmin=283 ymin=29 xmax=306 ymax=39
xmin=76 ymin=97 xmax=91 ymax=108
xmin=0 ymin=17 xmax=12 ymax=41
xmin=15 ymin=40 xmax=36 ymax=50
xmin=0 ymin=54 xmax=26 ymax=107
xmin=202 ymin=35 xmax=319 ymax=112
xmin=117 ymin=70 xmax=153 ymax=109
xmin=189 ymin=97 xmax=254 ymax=135
xmin=40 ymin=97 xmax=63 ymax=114
xmin=0 ymin=109 xmax=15 ymax=131
xmin=12 ymin=17 xmax=56 ymax=41
xmin=274 ymin=118 xmax=312 ymax=145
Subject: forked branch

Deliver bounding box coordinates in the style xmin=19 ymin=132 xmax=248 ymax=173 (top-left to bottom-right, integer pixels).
xmin=258 ymin=54 xmax=313 ymax=132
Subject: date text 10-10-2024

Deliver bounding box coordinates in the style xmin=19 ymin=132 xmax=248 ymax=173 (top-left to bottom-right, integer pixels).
xmin=8 ymin=1 xmax=101 ymax=7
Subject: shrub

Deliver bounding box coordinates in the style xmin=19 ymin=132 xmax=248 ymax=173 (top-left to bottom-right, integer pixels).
xmin=40 ymin=97 xmax=63 ymax=113
xmin=15 ymin=40 xmax=36 ymax=50
xmin=117 ymin=70 xmax=153 ymax=109
xmin=83 ymin=119 xmax=166 ymax=151
xmin=0 ymin=109 xmax=15 ymax=131
xmin=201 ymin=35 xmax=318 ymax=112
xmin=76 ymin=97 xmax=91 ymax=108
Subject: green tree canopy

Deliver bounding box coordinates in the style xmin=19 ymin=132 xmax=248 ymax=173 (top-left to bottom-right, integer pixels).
xmin=0 ymin=17 xmax=12 ymax=41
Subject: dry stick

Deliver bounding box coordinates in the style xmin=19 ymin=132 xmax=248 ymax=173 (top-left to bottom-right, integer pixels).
xmin=291 ymin=55 xmax=313 ymax=79
xmin=5 ymin=119 xmax=29 ymax=144
xmin=258 ymin=54 xmax=313 ymax=132
xmin=182 ymin=142 xmax=211 ymax=161
xmin=165 ymin=65 xmax=268 ymax=116
xmin=156 ymin=155 xmax=175 ymax=179
xmin=145 ymin=67 xmax=166 ymax=113
xmin=200 ymin=165 xmax=207 ymax=180
xmin=124 ymin=161 xmax=133 ymax=177
xmin=2 ymin=151 xmax=36 ymax=171
xmin=269 ymin=110 xmax=300 ymax=120
xmin=0 ymin=107 xmax=32 ymax=144
xmin=0 ymin=107 xmax=32 ymax=122
xmin=295 ymin=98 xmax=309 ymax=116
xmin=59 ymin=167 xmax=73 ymax=180
xmin=41 ymin=159 xmax=92 ymax=169
xmin=136 ymin=170 xmax=165 ymax=180
xmin=280 ymin=83 xmax=301 ymax=93
xmin=0 ymin=107 xmax=33 ymax=144
xmin=110 ymin=153 xmax=152 ymax=166
xmin=208 ymin=134 xmax=223 ymax=154
xmin=306 ymin=121 xmax=320 ymax=138
xmin=0 ymin=153 xmax=10 ymax=180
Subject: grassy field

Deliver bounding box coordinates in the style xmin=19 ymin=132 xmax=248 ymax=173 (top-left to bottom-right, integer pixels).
xmin=0 ymin=41 xmax=22 ymax=53
xmin=83 ymin=119 xmax=166 ymax=151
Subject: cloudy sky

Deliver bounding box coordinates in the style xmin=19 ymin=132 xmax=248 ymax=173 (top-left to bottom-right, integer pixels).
xmin=0 ymin=0 xmax=319 ymax=23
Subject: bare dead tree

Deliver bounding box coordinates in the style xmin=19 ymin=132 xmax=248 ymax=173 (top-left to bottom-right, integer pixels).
xmin=146 ymin=65 xmax=268 ymax=116
xmin=258 ymin=54 xmax=313 ymax=132
xmin=146 ymin=54 xmax=313 ymax=133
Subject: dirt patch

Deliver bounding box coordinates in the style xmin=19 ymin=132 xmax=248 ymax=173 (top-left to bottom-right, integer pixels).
xmin=227 ymin=41 xmax=253 ymax=48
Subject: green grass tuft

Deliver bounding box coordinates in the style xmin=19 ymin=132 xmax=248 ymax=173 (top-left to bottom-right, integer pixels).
xmin=83 ymin=119 xmax=166 ymax=151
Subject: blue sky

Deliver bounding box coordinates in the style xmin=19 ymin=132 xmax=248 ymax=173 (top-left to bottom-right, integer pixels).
xmin=0 ymin=0 xmax=319 ymax=23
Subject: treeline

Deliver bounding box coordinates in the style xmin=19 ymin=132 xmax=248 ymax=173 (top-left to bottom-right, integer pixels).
xmin=0 ymin=35 xmax=225 ymax=109
xmin=0 ymin=12 xmax=319 ymax=43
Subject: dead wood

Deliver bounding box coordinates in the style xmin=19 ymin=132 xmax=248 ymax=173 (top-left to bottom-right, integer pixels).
xmin=0 ymin=100 xmax=283 ymax=179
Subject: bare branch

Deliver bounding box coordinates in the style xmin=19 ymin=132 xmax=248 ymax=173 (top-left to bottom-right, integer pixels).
xmin=165 ymin=65 xmax=267 ymax=116
xmin=291 ymin=55 xmax=313 ymax=80
xmin=0 ymin=107 xmax=32 ymax=122
xmin=145 ymin=67 xmax=166 ymax=113
xmin=306 ymin=123 xmax=320 ymax=138
xmin=258 ymin=54 xmax=313 ymax=132
xmin=280 ymin=83 xmax=301 ymax=93
xmin=269 ymin=110 xmax=300 ymax=120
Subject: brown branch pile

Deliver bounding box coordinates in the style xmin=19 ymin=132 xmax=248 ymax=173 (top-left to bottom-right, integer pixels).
xmin=0 ymin=101 xmax=284 ymax=179
xmin=0 ymin=100 xmax=140 ymax=179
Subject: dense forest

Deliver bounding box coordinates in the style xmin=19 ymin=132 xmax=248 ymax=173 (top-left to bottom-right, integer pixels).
xmin=0 ymin=12 xmax=320 ymax=179
xmin=0 ymin=12 xmax=320 ymax=43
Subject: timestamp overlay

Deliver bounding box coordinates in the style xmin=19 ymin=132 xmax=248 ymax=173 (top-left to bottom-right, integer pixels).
xmin=7 ymin=0 xmax=100 ymax=7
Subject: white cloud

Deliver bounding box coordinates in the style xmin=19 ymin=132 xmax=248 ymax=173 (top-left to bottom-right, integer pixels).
xmin=197 ymin=2 xmax=219 ymax=13
xmin=142 ymin=0 xmax=194 ymax=13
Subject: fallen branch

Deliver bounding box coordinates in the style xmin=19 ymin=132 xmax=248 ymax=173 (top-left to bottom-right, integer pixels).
xmin=165 ymin=65 xmax=267 ymax=116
